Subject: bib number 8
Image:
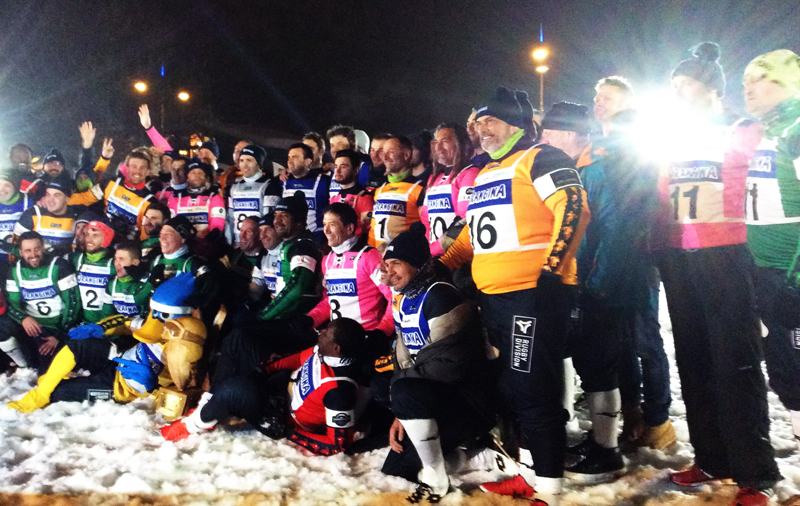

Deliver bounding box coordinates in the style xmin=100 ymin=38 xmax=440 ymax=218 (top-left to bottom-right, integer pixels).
xmin=330 ymin=298 xmax=342 ymax=320
xmin=236 ymin=214 xmax=247 ymax=230
xmin=468 ymin=212 xmax=497 ymax=250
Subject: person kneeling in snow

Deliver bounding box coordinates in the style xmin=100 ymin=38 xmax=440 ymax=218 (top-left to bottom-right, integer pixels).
xmin=7 ymin=273 xmax=203 ymax=412
xmin=380 ymin=223 xmax=499 ymax=504
xmin=160 ymin=318 xmax=368 ymax=456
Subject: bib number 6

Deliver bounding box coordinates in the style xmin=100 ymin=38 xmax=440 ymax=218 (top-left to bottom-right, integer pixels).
xmin=468 ymin=212 xmax=497 ymax=250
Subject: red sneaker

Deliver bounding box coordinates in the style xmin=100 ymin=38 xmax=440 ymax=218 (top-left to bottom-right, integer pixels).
xmin=480 ymin=475 xmax=534 ymax=498
xmin=671 ymin=466 xmax=726 ymax=487
xmin=160 ymin=419 xmax=191 ymax=441
xmin=731 ymin=487 xmax=772 ymax=506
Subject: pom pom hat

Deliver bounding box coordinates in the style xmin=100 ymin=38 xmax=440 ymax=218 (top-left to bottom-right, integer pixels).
xmin=672 ymin=42 xmax=726 ymax=97
xmin=384 ymin=222 xmax=431 ymax=269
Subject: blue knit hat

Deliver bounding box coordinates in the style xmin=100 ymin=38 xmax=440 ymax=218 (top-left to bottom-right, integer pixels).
xmin=150 ymin=273 xmax=195 ymax=318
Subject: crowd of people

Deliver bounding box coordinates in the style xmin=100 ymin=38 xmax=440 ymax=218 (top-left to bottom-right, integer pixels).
xmin=1 ymin=44 xmax=799 ymax=506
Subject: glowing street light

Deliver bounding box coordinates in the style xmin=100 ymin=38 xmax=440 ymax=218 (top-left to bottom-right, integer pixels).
xmin=134 ymin=81 xmax=148 ymax=93
xmin=531 ymin=46 xmax=550 ymax=112
xmin=177 ymin=91 xmax=190 ymax=102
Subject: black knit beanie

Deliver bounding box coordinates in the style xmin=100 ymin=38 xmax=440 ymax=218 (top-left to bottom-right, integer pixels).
xmin=672 ymin=42 xmax=726 ymax=97
xmin=475 ymin=86 xmax=526 ymax=129
xmin=542 ymin=102 xmax=592 ymax=135
xmin=383 ymin=222 xmax=430 ymax=269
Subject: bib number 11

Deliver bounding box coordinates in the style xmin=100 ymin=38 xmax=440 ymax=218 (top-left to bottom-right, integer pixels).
xmin=671 ymin=185 xmax=698 ymax=220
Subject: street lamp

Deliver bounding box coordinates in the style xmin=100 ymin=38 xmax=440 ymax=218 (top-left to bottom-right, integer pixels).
xmin=133 ymin=81 xmax=148 ymax=93
xmin=177 ymin=91 xmax=190 ymax=102
xmin=532 ymin=46 xmax=549 ymax=112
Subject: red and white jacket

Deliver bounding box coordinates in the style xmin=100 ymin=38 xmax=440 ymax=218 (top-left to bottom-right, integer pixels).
xmin=330 ymin=184 xmax=374 ymax=238
xmin=265 ymin=346 xmax=362 ymax=455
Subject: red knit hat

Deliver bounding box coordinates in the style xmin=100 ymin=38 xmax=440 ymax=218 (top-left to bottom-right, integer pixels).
xmin=87 ymin=220 xmax=115 ymax=248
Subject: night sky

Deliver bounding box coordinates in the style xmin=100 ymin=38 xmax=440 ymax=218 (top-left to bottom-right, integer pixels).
xmin=1 ymin=0 xmax=798 ymax=164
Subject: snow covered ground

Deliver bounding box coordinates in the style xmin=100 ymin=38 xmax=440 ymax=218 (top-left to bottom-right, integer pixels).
xmin=1 ymin=290 xmax=799 ymax=505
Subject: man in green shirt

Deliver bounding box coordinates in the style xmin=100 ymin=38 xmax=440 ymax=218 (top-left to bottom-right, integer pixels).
xmin=742 ymin=49 xmax=800 ymax=458
xmin=73 ymin=216 xmax=116 ymax=324
xmin=149 ymin=215 xmax=200 ymax=287
xmin=211 ymin=192 xmax=321 ymax=387
xmin=0 ymin=231 xmax=79 ymax=371
xmin=140 ymin=201 xmax=169 ymax=262
xmin=105 ymin=242 xmax=153 ymax=318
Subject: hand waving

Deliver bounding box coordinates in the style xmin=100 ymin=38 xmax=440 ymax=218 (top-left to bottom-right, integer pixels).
xmin=138 ymin=104 xmax=152 ymax=130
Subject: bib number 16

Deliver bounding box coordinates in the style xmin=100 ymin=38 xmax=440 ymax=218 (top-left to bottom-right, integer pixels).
xmin=468 ymin=212 xmax=497 ymax=250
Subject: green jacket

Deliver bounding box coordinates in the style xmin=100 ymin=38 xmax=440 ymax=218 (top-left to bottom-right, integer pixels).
xmin=746 ymin=96 xmax=800 ymax=282
xmin=259 ymin=231 xmax=322 ymax=320
xmin=73 ymin=249 xmax=116 ymax=323
xmin=6 ymin=256 xmax=80 ymax=332
xmin=105 ymin=274 xmax=154 ymax=318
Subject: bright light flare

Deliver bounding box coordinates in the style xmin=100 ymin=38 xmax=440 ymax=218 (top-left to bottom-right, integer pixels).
xmin=627 ymin=89 xmax=680 ymax=164
xmin=535 ymin=65 xmax=549 ymax=74
xmin=134 ymin=81 xmax=148 ymax=93
xmin=532 ymin=48 xmax=549 ymax=61
xmin=177 ymin=91 xmax=190 ymax=101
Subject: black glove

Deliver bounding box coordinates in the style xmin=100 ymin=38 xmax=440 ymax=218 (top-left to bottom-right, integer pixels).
xmin=775 ymin=282 xmax=800 ymax=329
xmin=432 ymin=259 xmax=453 ymax=283
xmin=124 ymin=263 xmax=149 ymax=281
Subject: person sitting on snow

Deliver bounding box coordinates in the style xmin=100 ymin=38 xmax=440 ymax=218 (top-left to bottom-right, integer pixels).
xmin=6 ymin=273 xmax=203 ymax=412
xmin=0 ymin=231 xmax=80 ymax=373
xmin=160 ymin=317 xmax=368 ymax=456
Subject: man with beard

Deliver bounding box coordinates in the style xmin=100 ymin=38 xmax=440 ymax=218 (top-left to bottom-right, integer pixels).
xmin=369 ymin=136 xmax=426 ymax=252
xmin=22 ymin=148 xmax=68 ymax=202
xmin=440 ymin=87 xmax=589 ymax=506
xmin=68 ymin=150 xmax=155 ymax=240
xmin=0 ymin=232 xmax=79 ymax=371
xmin=367 ymin=133 xmax=393 ymax=189
xmin=168 ymin=160 xmax=226 ymax=239
xmin=140 ymin=201 xmax=170 ymax=261
xmin=330 ymin=149 xmax=373 ymax=239
xmin=73 ymin=216 xmax=117 ymax=324
xmin=14 ymin=173 xmax=79 ymax=257
xmin=283 ymin=143 xmax=330 ymax=242
xmin=422 ymin=124 xmax=478 ymax=257
xmin=326 ymin=125 xmax=371 ymax=196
